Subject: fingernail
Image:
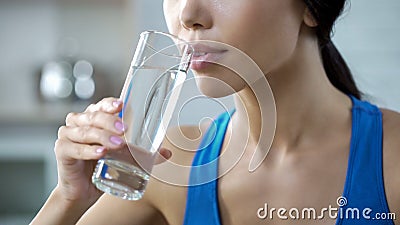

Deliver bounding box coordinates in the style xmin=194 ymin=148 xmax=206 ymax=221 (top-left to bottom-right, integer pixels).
xmin=114 ymin=121 xmax=125 ymax=132
xmin=113 ymin=100 xmax=122 ymax=108
xmin=164 ymin=150 xmax=172 ymax=159
xmin=96 ymin=147 xmax=106 ymax=154
xmin=110 ymin=136 xmax=124 ymax=146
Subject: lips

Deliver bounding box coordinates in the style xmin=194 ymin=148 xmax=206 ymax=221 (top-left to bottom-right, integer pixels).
xmin=193 ymin=52 xmax=208 ymax=57
xmin=189 ymin=43 xmax=227 ymax=70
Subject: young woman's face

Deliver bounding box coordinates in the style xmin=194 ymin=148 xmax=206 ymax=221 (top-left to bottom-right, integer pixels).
xmin=163 ymin=0 xmax=307 ymax=97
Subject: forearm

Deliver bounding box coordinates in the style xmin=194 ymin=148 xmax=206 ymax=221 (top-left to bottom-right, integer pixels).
xmin=30 ymin=187 xmax=91 ymax=225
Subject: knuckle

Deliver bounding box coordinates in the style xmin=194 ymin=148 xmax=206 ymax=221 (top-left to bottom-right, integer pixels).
xmin=74 ymin=144 xmax=83 ymax=158
xmin=78 ymin=126 xmax=90 ymax=140
xmin=95 ymin=111 xmax=109 ymax=124
xmin=83 ymin=112 xmax=92 ymax=123
xmin=90 ymin=128 xmax=101 ymax=141
xmin=87 ymin=111 xmax=112 ymax=129
xmin=86 ymin=111 xmax=99 ymax=123
xmin=103 ymin=97 xmax=116 ymax=103
xmin=65 ymin=112 xmax=76 ymax=123
xmin=54 ymin=139 xmax=66 ymax=156
xmin=85 ymin=104 xmax=96 ymax=112
xmin=57 ymin=126 xmax=66 ymax=138
xmin=79 ymin=126 xmax=99 ymax=142
xmin=102 ymin=97 xmax=118 ymax=110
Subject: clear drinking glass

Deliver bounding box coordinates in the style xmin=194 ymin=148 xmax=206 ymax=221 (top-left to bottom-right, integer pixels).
xmin=92 ymin=31 xmax=193 ymax=200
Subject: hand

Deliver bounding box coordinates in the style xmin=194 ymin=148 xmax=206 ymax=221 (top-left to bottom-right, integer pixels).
xmin=54 ymin=97 xmax=172 ymax=207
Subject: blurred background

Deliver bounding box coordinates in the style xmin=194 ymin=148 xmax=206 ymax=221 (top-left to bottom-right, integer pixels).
xmin=0 ymin=0 xmax=398 ymax=224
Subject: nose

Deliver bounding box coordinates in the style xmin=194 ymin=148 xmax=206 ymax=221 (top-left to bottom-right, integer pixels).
xmin=179 ymin=0 xmax=212 ymax=30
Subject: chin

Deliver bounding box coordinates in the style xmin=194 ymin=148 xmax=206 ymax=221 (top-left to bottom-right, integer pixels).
xmin=196 ymin=82 xmax=236 ymax=98
xmin=193 ymin=71 xmax=246 ymax=98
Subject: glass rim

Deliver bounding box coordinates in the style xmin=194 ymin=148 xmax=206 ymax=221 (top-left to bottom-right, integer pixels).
xmin=141 ymin=30 xmax=184 ymax=41
xmin=140 ymin=30 xmax=194 ymax=49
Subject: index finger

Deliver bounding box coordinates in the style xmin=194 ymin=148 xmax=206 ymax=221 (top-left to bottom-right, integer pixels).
xmin=85 ymin=97 xmax=123 ymax=114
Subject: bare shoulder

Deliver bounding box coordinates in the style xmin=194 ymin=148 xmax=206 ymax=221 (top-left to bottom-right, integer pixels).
xmin=381 ymin=108 xmax=400 ymax=132
xmin=381 ymin=108 xmax=400 ymax=154
xmin=380 ymin=108 xmax=400 ymax=217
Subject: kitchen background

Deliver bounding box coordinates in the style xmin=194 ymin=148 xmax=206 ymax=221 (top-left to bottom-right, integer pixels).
xmin=0 ymin=0 xmax=399 ymax=224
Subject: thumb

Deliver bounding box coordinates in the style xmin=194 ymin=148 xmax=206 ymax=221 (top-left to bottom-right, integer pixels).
xmin=154 ymin=148 xmax=172 ymax=165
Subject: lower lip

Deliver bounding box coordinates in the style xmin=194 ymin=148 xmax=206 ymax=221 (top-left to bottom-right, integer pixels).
xmin=190 ymin=59 xmax=213 ymax=71
xmin=190 ymin=52 xmax=226 ymax=71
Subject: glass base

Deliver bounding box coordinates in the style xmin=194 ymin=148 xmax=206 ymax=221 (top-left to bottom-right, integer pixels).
xmin=92 ymin=159 xmax=150 ymax=201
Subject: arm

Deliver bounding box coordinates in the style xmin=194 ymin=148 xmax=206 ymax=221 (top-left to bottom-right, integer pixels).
xmin=30 ymin=98 xmax=171 ymax=225
xmin=77 ymin=192 xmax=168 ymax=225
xmin=30 ymin=188 xmax=94 ymax=225
xmin=32 ymin=181 xmax=168 ymax=225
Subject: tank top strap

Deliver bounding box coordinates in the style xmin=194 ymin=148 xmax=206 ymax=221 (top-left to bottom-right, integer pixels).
xmin=183 ymin=110 xmax=234 ymax=225
xmin=338 ymin=95 xmax=394 ymax=225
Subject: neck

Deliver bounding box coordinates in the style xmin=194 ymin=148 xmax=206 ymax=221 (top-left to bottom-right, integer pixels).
xmin=232 ymin=33 xmax=352 ymax=158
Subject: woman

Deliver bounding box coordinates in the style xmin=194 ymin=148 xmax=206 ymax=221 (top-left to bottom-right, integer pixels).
xmin=32 ymin=0 xmax=399 ymax=224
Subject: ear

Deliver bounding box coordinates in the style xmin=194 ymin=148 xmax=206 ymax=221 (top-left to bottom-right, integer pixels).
xmin=303 ymin=8 xmax=318 ymax=27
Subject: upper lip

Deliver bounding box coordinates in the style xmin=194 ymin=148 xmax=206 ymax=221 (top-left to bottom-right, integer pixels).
xmin=189 ymin=43 xmax=227 ymax=57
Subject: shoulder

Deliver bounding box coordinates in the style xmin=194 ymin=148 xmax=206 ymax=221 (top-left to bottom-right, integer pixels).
xmin=381 ymin=108 xmax=400 ymax=127
xmin=381 ymin=108 xmax=400 ymax=150
xmin=381 ymin=108 xmax=400 ymax=170
xmin=380 ymin=108 xmax=400 ymax=215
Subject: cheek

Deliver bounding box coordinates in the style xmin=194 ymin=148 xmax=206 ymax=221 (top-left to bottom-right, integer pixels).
xmin=221 ymin=0 xmax=304 ymax=73
xmin=255 ymin=21 xmax=301 ymax=74
xmin=163 ymin=0 xmax=180 ymax=35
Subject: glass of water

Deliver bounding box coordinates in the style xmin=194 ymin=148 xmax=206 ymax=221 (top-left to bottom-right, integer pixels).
xmin=92 ymin=31 xmax=193 ymax=200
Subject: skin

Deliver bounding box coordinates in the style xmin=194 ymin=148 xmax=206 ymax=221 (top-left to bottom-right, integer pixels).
xmin=31 ymin=0 xmax=400 ymax=224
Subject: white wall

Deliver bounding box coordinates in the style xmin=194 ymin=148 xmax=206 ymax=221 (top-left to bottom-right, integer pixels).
xmin=0 ymin=0 xmax=134 ymax=122
xmin=333 ymin=0 xmax=400 ymax=111
xmin=0 ymin=1 xmax=58 ymax=113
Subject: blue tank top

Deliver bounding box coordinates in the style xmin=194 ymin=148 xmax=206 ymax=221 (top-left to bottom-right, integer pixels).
xmin=183 ymin=96 xmax=395 ymax=225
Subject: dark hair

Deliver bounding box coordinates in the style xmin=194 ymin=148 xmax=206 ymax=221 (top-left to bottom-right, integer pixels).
xmin=304 ymin=0 xmax=361 ymax=99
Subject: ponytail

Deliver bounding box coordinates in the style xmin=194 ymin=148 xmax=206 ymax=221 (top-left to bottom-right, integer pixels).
xmin=321 ymin=40 xmax=361 ymax=99
xmin=304 ymin=0 xmax=362 ymax=99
